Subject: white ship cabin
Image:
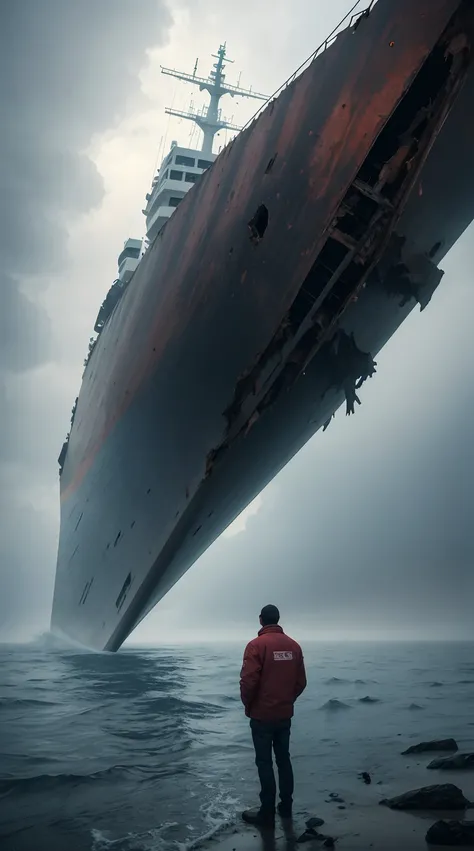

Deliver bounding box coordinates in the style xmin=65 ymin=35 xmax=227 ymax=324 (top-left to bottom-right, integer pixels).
xmin=117 ymin=238 xmax=142 ymax=285
xmin=143 ymin=141 xmax=216 ymax=244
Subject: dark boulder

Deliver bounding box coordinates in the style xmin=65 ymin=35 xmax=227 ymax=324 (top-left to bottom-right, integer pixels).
xmin=427 ymin=753 xmax=474 ymax=771
xmin=297 ymin=830 xmax=329 ymax=843
xmin=306 ymin=818 xmax=325 ymax=829
xmin=297 ymin=830 xmax=316 ymax=843
xmin=298 ymin=824 xmax=335 ymax=845
xmin=426 ymin=819 xmax=474 ymax=846
xmin=379 ymin=784 xmax=470 ymax=811
xmin=402 ymin=739 xmax=458 ymax=756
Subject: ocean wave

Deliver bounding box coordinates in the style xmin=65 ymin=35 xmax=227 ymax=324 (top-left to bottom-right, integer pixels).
xmin=31 ymin=629 xmax=107 ymax=654
xmin=90 ymin=789 xmax=240 ymax=851
xmin=138 ymin=696 xmax=224 ymax=718
xmin=91 ymin=822 xmax=180 ymax=851
xmin=0 ymin=697 xmax=57 ymax=708
xmin=406 ymin=703 xmax=425 ymax=710
xmin=359 ymin=696 xmax=380 ymax=704
xmin=324 ymin=677 xmax=377 ymax=686
xmin=0 ymin=752 xmax=61 ymax=768
xmin=90 ymin=821 xmax=232 ymax=851
xmin=0 ymin=765 xmax=151 ymax=797
xmin=180 ymin=792 xmax=240 ymax=851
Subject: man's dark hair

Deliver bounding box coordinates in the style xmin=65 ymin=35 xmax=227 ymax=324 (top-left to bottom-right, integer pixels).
xmin=260 ymin=604 xmax=280 ymax=626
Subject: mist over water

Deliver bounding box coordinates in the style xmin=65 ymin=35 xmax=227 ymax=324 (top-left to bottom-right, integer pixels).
xmin=1 ymin=640 xmax=473 ymax=851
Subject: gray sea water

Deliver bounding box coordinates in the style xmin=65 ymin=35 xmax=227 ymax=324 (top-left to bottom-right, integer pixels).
xmin=0 ymin=640 xmax=473 ymax=851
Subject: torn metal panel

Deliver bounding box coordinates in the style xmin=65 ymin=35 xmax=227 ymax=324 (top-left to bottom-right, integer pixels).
xmin=376 ymin=246 xmax=445 ymax=311
xmin=323 ymin=331 xmax=377 ymax=416
xmin=211 ymin=6 xmax=473 ymax=454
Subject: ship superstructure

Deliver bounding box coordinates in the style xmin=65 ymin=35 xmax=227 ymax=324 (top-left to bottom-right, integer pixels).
xmin=142 ymin=143 xmax=217 ymax=246
xmin=81 ymin=44 xmax=266 ymax=347
xmin=52 ymin=0 xmax=474 ymax=650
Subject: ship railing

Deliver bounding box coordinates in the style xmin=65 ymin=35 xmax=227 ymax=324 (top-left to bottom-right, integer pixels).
xmin=241 ymin=0 xmax=375 ymax=132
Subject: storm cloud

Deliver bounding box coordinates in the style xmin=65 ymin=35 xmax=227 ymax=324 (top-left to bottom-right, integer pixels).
xmin=0 ymin=0 xmax=173 ymax=638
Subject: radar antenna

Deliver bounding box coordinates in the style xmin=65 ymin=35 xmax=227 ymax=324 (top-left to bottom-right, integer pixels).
xmin=161 ymin=43 xmax=268 ymax=155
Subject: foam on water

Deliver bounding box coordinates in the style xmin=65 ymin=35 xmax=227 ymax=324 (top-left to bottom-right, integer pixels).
xmin=91 ymin=789 xmax=240 ymax=851
xmin=91 ymin=822 xmax=180 ymax=851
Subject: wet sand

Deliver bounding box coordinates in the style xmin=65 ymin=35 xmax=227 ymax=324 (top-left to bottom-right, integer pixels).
xmin=209 ymin=806 xmax=473 ymax=851
xmin=207 ymin=762 xmax=474 ymax=851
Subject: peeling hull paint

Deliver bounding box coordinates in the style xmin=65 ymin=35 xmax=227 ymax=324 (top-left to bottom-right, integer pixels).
xmin=51 ymin=0 xmax=474 ymax=651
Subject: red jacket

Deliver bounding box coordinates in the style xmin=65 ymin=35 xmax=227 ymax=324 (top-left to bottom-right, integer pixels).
xmin=240 ymin=625 xmax=307 ymax=721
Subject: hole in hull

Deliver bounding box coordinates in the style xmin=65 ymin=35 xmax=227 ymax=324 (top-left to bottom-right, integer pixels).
xmin=116 ymin=573 xmax=132 ymax=611
xmin=428 ymin=240 xmax=442 ymax=258
xmin=248 ymin=204 xmax=269 ymax=242
xmin=265 ymin=154 xmax=278 ymax=174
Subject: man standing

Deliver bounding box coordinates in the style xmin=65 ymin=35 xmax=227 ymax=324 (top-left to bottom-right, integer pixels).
xmin=239 ymin=604 xmax=307 ymax=827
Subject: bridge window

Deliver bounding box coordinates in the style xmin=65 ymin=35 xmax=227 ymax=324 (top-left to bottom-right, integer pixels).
xmin=118 ymin=246 xmax=140 ymax=266
xmin=198 ymin=159 xmax=213 ymax=170
xmin=185 ymin=172 xmax=199 ymax=184
xmin=170 ymin=169 xmax=183 ymax=181
xmin=176 ymin=155 xmax=195 ymax=167
xmin=169 ymin=197 xmax=182 ymax=208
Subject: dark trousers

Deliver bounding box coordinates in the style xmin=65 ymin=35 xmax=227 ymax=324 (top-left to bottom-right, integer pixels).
xmin=250 ymin=718 xmax=294 ymax=813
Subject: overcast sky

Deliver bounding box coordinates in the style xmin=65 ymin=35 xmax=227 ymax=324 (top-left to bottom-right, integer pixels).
xmin=1 ymin=0 xmax=473 ymax=646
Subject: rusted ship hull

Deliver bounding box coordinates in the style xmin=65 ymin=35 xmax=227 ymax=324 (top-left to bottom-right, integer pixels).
xmin=51 ymin=0 xmax=474 ymax=650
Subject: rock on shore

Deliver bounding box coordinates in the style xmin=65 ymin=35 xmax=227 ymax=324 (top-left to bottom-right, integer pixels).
xmin=427 ymin=754 xmax=474 ymax=771
xmin=426 ymin=819 xmax=474 ymax=846
xmin=402 ymin=739 xmax=458 ymax=756
xmin=380 ymin=784 xmax=470 ymax=811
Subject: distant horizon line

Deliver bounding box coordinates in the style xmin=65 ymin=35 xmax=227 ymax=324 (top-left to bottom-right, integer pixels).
xmin=124 ymin=636 xmax=474 ymax=647
xmin=1 ymin=633 xmax=472 ymax=650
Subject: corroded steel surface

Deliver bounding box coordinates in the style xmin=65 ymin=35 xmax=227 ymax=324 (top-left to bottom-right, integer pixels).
xmin=51 ymin=0 xmax=474 ymax=650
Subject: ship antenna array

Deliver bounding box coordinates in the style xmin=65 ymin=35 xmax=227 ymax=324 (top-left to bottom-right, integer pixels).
xmin=241 ymin=0 xmax=374 ymax=132
xmin=160 ymin=43 xmax=268 ymax=155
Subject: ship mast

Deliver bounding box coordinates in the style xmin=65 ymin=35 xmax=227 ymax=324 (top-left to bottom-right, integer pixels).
xmin=161 ymin=43 xmax=268 ymax=155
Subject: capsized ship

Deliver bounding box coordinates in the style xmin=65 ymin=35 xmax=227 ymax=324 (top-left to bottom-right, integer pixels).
xmin=52 ymin=0 xmax=474 ymax=650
